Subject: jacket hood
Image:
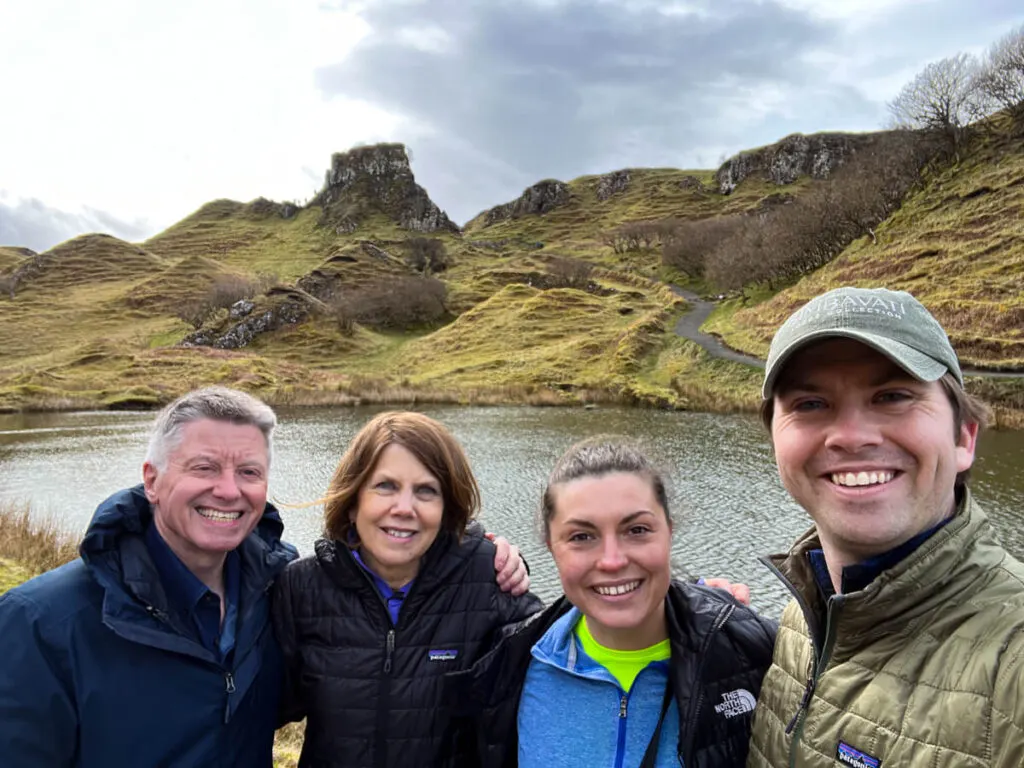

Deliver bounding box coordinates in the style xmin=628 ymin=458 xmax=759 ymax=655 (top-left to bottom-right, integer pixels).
xmin=80 ymin=483 xmax=295 ymax=586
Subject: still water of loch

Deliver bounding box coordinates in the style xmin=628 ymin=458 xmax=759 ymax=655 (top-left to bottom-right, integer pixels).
xmin=2 ymin=405 xmax=1023 ymax=617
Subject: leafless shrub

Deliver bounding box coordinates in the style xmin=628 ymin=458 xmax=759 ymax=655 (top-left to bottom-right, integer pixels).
xmin=661 ymin=216 xmax=745 ymax=278
xmin=600 ymin=221 xmax=664 ymax=253
xmin=547 ymin=257 xmax=595 ymax=289
xmin=324 ymin=277 xmax=448 ymax=331
xmin=404 ymin=237 xmax=449 ymax=274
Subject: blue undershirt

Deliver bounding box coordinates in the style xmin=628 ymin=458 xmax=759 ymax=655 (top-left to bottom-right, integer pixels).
xmin=352 ymin=548 xmax=414 ymax=625
xmin=144 ymin=522 xmax=240 ymax=661
xmin=808 ymin=516 xmax=952 ymax=598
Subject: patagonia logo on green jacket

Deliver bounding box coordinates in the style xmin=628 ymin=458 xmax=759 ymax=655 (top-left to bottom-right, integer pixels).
xmin=837 ymin=742 xmax=880 ymax=768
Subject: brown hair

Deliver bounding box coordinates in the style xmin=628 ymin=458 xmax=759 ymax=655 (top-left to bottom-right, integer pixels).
xmin=322 ymin=411 xmax=480 ymax=543
xmin=760 ymin=372 xmax=990 ymax=487
xmin=540 ymin=436 xmax=672 ymax=543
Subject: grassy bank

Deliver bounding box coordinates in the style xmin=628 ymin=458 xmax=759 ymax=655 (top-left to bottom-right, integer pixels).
xmin=0 ymin=500 xmax=305 ymax=765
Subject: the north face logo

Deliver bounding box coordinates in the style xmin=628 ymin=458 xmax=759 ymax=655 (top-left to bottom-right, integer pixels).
xmin=713 ymin=689 xmax=756 ymax=718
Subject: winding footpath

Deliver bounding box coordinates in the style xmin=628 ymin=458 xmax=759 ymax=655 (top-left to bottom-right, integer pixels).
xmin=669 ymin=286 xmax=1024 ymax=379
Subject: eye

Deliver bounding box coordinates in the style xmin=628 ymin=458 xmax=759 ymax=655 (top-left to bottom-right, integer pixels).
xmin=415 ymin=484 xmax=440 ymax=499
xmin=239 ymin=467 xmax=264 ymax=480
xmin=567 ymin=531 xmax=594 ymax=543
xmin=373 ymin=479 xmax=397 ymax=492
xmin=627 ymin=524 xmax=652 ymax=536
xmin=875 ymin=390 xmax=913 ymax=404
xmin=790 ymin=397 xmax=827 ymax=413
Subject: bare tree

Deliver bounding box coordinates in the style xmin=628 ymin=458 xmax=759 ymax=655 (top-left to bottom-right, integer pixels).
xmin=977 ymin=24 xmax=1024 ymax=124
xmin=888 ymin=53 xmax=991 ymax=158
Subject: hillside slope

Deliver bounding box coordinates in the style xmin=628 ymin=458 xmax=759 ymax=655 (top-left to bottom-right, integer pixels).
xmin=1 ymin=133 xmax=1021 ymax=421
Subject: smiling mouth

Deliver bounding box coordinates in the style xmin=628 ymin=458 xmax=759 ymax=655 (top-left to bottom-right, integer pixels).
xmin=196 ymin=507 xmax=242 ymax=522
xmin=830 ymin=471 xmax=896 ymax=487
xmin=383 ymin=528 xmax=416 ymax=539
xmin=593 ymin=580 xmax=641 ymax=597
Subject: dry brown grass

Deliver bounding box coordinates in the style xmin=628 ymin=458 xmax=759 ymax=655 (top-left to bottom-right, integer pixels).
xmin=273 ymin=722 xmax=306 ymax=767
xmin=0 ymin=499 xmax=80 ymax=581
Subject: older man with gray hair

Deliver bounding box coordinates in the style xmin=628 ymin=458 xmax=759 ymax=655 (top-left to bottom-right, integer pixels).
xmin=747 ymin=287 xmax=1024 ymax=767
xmin=0 ymin=387 xmax=297 ymax=766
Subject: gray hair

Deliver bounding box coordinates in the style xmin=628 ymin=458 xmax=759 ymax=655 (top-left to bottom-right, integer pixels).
xmin=145 ymin=387 xmax=277 ymax=470
xmin=540 ymin=436 xmax=673 ymax=542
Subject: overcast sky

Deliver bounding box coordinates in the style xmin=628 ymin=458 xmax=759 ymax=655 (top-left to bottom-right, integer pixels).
xmin=2 ymin=0 xmax=1022 ymax=252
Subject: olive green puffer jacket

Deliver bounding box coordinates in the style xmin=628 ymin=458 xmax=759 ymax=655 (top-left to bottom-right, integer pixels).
xmin=748 ymin=490 xmax=1024 ymax=768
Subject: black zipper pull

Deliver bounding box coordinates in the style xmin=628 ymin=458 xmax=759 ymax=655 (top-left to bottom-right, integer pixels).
xmin=383 ymin=629 xmax=395 ymax=674
xmin=785 ymin=675 xmax=815 ymax=734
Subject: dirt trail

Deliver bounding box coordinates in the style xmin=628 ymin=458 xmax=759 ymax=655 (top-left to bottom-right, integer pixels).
xmin=669 ymin=286 xmax=1024 ymax=379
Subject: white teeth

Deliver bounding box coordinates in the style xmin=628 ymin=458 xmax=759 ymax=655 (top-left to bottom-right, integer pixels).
xmin=594 ymin=581 xmax=641 ymax=596
xmin=831 ymin=471 xmax=895 ymax=487
xmin=385 ymin=529 xmax=414 ymax=539
xmin=196 ymin=507 xmax=241 ymax=522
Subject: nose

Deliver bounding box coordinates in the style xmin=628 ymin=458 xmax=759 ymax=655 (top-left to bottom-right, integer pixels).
xmin=596 ymin=537 xmax=629 ymax=572
xmin=212 ymin=470 xmax=242 ymax=501
xmin=824 ymin=402 xmax=883 ymax=453
xmin=391 ymin=487 xmax=415 ymax=516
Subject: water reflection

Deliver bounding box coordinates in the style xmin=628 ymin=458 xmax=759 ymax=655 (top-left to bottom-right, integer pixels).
xmin=2 ymin=406 xmax=1023 ymax=618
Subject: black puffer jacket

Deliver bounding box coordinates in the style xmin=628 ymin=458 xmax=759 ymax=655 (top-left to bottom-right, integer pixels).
xmin=446 ymin=581 xmax=777 ymax=767
xmin=272 ymin=526 xmax=543 ymax=768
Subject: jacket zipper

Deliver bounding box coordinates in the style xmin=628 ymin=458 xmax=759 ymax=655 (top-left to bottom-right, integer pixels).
xmin=679 ymin=603 xmax=734 ymax=765
xmin=383 ymin=628 xmax=396 ymax=674
xmin=614 ymin=691 xmax=629 ymax=768
xmin=786 ymin=596 xmax=843 ymax=768
xmin=223 ymin=672 xmax=236 ymax=723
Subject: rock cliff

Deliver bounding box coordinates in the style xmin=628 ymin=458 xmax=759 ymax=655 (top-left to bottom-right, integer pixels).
xmin=310 ymin=143 xmax=458 ymax=234
xmin=714 ymin=132 xmax=882 ymax=194
xmin=481 ymin=179 xmax=572 ymax=225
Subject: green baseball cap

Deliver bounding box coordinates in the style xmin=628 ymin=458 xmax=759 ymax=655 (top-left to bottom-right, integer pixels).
xmin=762 ymin=286 xmax=963 ymax=399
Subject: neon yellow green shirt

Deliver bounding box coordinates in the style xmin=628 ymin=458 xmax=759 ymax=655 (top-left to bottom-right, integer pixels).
xmin=575 ymin=616 xmax=671 ymax=692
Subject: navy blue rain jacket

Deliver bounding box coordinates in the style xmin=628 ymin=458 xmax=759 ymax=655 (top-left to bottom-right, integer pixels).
xmin=0 ymin=484 xmax=297 ymax=767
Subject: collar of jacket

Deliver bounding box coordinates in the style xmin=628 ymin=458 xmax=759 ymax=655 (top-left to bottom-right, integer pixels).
xmin=79 ymin=483 xmax=297 ymax=661
xmin=449 ymin=579 xmax=749 ymax=765
xmin=762 ymin=488 xmax=997 ymax=658
xmin=312 ymin=521 xmax=485 ymax=606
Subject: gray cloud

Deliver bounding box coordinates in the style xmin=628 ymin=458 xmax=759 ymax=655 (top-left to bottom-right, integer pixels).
xmin=315 ymin=0 xmax=1024 ymax=224
xmin=315 ymin=0 xmax=859 ymax=222
xmin=0 ymin=196 xmax=153 ymax=253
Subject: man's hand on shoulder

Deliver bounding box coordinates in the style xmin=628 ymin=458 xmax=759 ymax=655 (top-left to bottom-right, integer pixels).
xmin=699 ymin=577 xmax=752 ymax=607
xmin=486 ymin=532 xmax=530 ymax=596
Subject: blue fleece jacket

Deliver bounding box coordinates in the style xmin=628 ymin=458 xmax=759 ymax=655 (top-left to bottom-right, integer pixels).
xmin=517 ymin=607 xmax=682 ymax=768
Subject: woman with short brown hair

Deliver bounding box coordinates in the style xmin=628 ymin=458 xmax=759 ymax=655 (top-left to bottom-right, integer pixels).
xmin=273 ymin=411 xmax=541 ymax=768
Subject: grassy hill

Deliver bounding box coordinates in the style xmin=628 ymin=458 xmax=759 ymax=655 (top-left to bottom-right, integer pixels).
xmin=704 ymin=127 xmax=1024 ymax=425
xmin=1 ymin=133 xmax=1022 ymax=422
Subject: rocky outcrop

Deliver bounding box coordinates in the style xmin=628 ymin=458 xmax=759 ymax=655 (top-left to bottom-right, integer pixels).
xmin=181 ymin=289 xmax=312 ymax=349
xmin=715 ymin=132 xmax=880 ymax=194
xmin=245 ymin=197 xmax=300 ymax=220
xmin=310 ymin=143 xmax=458 ymax=233
xmin=482 ymin=180 xmax=572 ymax=225
xmin=678 ymin=175 xmax=706 ymax=192
xmin=595 ymin=170 xmax=631 ymax=201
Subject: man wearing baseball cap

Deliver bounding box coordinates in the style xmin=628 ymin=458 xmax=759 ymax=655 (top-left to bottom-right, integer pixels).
xmin=747 ymin=286 xmax=1024 ymax=767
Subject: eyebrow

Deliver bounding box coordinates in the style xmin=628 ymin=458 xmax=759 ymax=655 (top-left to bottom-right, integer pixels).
xmin=778 ymin=368 xmax=918 ymax=395
xmin=561 ymin=510 xmax=657 ymax=529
